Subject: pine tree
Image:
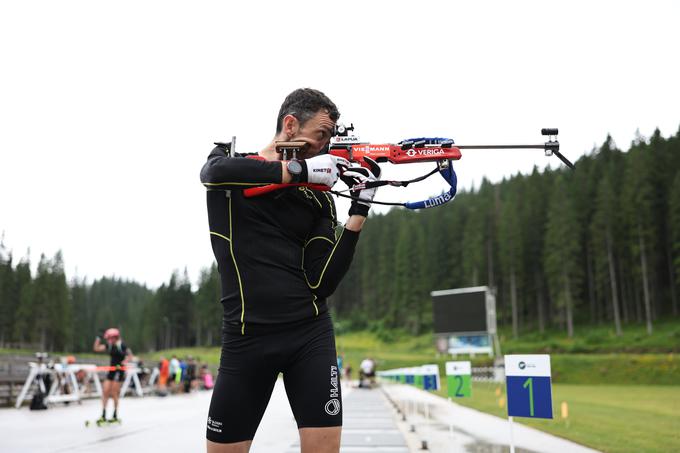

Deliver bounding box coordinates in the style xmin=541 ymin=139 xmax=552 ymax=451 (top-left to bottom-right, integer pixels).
xmin=47 ymin=251 xmax=72 ymax=350
xmin=195 ymin=264 xmax=221 ymax=346
xmin=461 ymin=195 xmax=485 ymax=287
xmin=623 ymin=141 xmax=656 ymax=334
xmin=591 ymin=172 xmax=622 ymax=334
xmin=12 ymin=257 xmax=32 ymax=347
xmin=0 ymin=248 xmax=14 ymax=346
xmin=544 ymin=174 xmax=581 ymax=337
xmin=498 ymin=178 xmax=523 ymax=338
xmin=70 ymin=277 xmax=90 ymax=351
xmin=523 ymin=168 xmax=549 ymax=333
xmin=669 ymin=173 xmax=680 ymax=316
xmin=33 ymin=254 xmax=52 ymax=349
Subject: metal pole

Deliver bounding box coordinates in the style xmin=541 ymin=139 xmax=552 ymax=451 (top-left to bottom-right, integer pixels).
xmin=15 ymin=365 xmax=37 ymax=408
xmin=455 ymin=144 xmax=547 ymax=149
xmin=509 ymin=416 xmax=516 ymax=453
xmin=448 ymin=397 xmax=453 ymax=437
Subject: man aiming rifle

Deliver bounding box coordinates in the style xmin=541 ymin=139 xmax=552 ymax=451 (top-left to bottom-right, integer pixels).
xmin=201 ymin=88 xmax=381 ymax=453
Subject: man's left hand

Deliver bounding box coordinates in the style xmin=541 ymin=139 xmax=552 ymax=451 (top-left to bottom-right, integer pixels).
xmin=341 ymin=157 xmax=381 ymax=217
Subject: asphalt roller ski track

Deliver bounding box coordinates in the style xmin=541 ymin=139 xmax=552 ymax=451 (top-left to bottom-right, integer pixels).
xmin=1 ymin=379 xmax=599 ymax=452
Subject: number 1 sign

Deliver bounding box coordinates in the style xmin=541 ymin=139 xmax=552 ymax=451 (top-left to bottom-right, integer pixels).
xmin=505 ymin=355 xmax=553 ymax=419
xmin=445 ymin=361 xmax=471 ymax=398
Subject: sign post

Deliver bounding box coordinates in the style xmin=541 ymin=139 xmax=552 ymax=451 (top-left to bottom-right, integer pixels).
xmin=421 ymin=364 xmax=440 ymax=391
xmin=505 ymin=355 xmax=553 ymax=453
xmin=445 ymin=361 xmax=472 ymax=398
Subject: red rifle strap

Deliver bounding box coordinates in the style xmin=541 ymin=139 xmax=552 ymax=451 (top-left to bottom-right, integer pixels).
xmin=244 ymin=183 xmax=330 ymax=198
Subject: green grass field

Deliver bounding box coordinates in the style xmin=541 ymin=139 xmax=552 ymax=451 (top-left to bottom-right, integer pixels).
xmin=437 ymin=381 xmax=680 ymax=453
xmin=498 ymin=319 xmax=680 ymax=354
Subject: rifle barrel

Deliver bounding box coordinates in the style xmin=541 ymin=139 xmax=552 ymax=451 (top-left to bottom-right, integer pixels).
xmin=454 ymin=144 xmax=547 ymax=149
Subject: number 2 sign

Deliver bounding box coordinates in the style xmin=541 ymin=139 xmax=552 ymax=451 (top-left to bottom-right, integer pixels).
xmin=445 ymin=361 xmax=472 ymax=398
xmin=505 ymin=355 xmax=553 ymax=419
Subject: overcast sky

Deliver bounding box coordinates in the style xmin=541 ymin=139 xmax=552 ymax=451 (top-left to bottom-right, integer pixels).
xmin=1 ymin=1 xmax=679 ymax=289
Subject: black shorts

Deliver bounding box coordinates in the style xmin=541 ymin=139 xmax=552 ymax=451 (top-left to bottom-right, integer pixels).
xmin=206 ymin=314 xmax=341 ymax=443
xmin=106 ymin=369 xmax=125 ymax=382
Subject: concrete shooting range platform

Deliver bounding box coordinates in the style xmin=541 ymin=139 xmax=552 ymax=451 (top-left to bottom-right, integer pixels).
xmin=286 ymin=386 xmax=409 ymax=453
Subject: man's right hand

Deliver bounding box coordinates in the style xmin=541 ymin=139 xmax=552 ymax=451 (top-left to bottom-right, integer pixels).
xmin=302 ymin=154 xmax=349 ymax=187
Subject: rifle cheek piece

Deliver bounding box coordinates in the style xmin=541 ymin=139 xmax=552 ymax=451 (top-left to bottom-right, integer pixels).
xmin=275 ymin=141 xmax=309 ymax=161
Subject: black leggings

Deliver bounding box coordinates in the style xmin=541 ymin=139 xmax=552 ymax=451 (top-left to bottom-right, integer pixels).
xmin=106 ymin=369 xmax=125 ymax=382
xmin=206 ymin=315 xmax=342 ymax=443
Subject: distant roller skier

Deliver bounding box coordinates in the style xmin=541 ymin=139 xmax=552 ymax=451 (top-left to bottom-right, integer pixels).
xmin=93 ymin=328 xmax=132 ymax=425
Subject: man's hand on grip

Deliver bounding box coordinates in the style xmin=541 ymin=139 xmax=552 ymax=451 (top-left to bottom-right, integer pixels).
xmin=341 ymin=157 xmax=381 ymax=217
xmin=302 ymin=154 xmax=350 ymax=188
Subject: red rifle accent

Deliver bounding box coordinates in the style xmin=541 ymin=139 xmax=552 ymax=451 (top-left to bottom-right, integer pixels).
xmin=330 ymin=144 xmax=462 ymax=168
xmin=240 ymin=155 xmax=329 ymax=197
xmin=244 ymin=183 xmax=330 ymax=198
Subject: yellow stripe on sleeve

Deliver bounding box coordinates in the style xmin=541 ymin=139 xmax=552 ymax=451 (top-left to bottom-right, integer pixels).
xmin=210 ymin=231 xmax=231 ymax=242
xmin=303 ymin=229 xmax=345 ymax=290
xmin=226 ymin=198 xmax=247 ymax=335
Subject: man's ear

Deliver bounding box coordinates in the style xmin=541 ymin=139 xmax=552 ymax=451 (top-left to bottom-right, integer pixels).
xmin=282 ymin=114 xmax=300 ymax=139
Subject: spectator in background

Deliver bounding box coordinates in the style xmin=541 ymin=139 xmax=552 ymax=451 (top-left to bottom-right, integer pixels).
xmin=184 ymin=356 xmax=197 ymax=393
xmin=344 ymin=362 xmax=352 ymax=381
xmin=131 ymin=356 xmax=149 ymax=386
xmin=336 ymin=353 xmax=344 ymax=380
xmin=200 ymin=363 xmax=214 ymax=390
xmin=169 ymin=355 xmax=180 ymax=392
xmin=178 ymin=358 xmax=186 ymax=389
xmin=158 ymin=356 xmax=169 ymax=395
xmin=359 ymin=357 xmax=376 ymax=388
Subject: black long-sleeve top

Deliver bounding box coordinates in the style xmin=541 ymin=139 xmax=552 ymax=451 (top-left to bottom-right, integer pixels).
xmin=200 ymin=144 xmax=360 ymax=335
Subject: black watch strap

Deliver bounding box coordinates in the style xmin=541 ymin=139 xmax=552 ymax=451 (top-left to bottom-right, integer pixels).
xmin=287 ymin=160 xmax=307 ymax=183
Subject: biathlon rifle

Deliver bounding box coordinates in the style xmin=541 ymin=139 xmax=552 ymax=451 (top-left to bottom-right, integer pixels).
xmin=241 ymin=125 xmax=573 ymax=209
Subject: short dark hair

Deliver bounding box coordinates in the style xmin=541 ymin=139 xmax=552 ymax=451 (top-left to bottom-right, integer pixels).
xmin=276 ymin=88 xmax=340 ymax=133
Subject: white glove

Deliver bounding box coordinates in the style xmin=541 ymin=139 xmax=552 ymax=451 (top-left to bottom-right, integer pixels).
xmin=341 ymin=157 xmax=382 ymax=216
xmin=303 ymin=154 xmax=350 ymax=187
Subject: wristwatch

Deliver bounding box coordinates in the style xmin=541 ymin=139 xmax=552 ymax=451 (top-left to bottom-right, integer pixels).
xmin=286 ymin=159 xmax=303 ymax=183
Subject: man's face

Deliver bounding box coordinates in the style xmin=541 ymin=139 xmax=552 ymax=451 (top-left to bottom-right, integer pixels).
xmin=289 ymin=110 xmax=336 ymax=158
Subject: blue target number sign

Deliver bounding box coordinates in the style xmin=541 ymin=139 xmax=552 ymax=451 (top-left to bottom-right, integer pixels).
xmin=505 ymin=355 xmax=553 ymax=419
xmin=421 ymin=364 xmax=440 ymax=391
